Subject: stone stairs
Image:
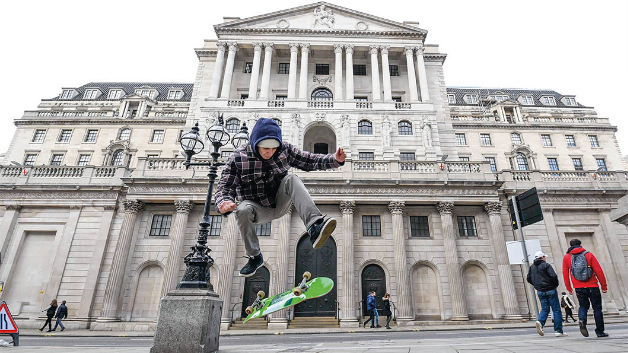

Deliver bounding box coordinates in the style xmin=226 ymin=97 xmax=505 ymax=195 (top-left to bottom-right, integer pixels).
xmin=288 ymin=316 xmax=339 ymax=329
xmin=229 ymin=318 xmax=267 ymax=330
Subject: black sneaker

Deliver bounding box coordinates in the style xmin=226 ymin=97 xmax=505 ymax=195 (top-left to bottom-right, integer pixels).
xmin=309 ymin=217 xmax=337 ymax=249
xmin=596 ymin=332 xmax=609 ymax=338
xmin=579 ymin=321 xmax=589 ymax=337
xmin=240 ymin=253 xmax=264 ymax=277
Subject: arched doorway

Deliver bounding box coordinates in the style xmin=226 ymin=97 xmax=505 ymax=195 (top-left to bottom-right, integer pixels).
xmin=131 ymin=265 xmax=164 ymax=321
xmin=303 ymin=125 xmax=336 ymax=155
xmin=294 ymin=235 xmax=337 ymax=317
xmin=462 ymin=264 xmax=492 ymax=319
xmin=361 ymin=264 xmax=386 ymax=316
xmin=241 ymin=266 xmax=270 ymax=318
xmin=411 ymin=264 xmax=441 ymax=320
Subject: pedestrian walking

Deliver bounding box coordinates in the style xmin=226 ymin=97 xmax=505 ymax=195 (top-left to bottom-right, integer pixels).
xmin=563 ymin=238 xmax=609 ymax=338
xmin=527 ymin=251 xmax=566 ymax=337
xmin=383 ymin=293 xmax=393 ymax=329
xmin=39 ymin=299 xmax=58 ymax=332
xmin=52 ymin=300 xmax=68 ymax=331
xmin=363 ymin=291 xmax=380 ymax=328
xmin=561 ymin=292 xmax=576 ymax=323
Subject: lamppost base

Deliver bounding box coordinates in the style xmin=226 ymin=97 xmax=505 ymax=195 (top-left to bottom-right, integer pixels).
xmin=151 ymin=289 xmax=222 ymax=353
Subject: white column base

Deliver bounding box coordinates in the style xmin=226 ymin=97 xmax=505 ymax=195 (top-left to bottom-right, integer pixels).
xmin=450 ymin=315 xmax=470 ymax=321
xmin=267 ymin=319 xmax=289 ymax=330
xmin=339 ymin=318 xmax=360 ymax=328
xmin=502 ymin=314 xmax=524 ymax=320
xmin=220 ymin=318 xmax=231 ymax=331
xmin=395 ymin=317 xmax=415 ymax=326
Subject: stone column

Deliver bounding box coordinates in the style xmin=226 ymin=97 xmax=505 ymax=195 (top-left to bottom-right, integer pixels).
xmin=287 ymin=43 xmax=299 ymax=99
xmin=484 ymin=202 xmax=522 ymax=319
xmin=298 ymin=44 xmax=310 ymax=100
xmin=219 ymin=213 xmax=240 ymax=330
xmin=219 ymin=42 xmax=238 ymax=99
xmin=334 ymin=44 xmax=344 ymax=101
xmin=369 ymin=45 xmax=381 ymax=101
xmin=345 ymin=44 xmax=354 ymax=100
xmin=208 ymin=42 xmax=226 ymax=99
xmin=380 ymin=46 xmax=392 ymax=101
xmin=259 ymin=43 xmax=274 ymax=100
xmin=404 ymin=46 xmax=419 ymax=102
xmin=414 ymin=46 xmax=430 ymax=101
xmin=248 ymin=42 xmax=263 ymax=99
xmin=436 ymin=202 xmax=469 ymax=321
xmin=389 ymin=201 xmax=413 ymax=323
xmin=162 ymin=200 xmax=194 ymax=295
xmin=98 ymin=200 xmax=144 ymax=321
xmin=339 ymin=201 xmax=359 ymax=327
xmin=268 ymin=208 xmax=293 ymax=329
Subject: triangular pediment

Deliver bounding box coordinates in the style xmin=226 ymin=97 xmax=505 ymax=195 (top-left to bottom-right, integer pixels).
xmin=215 ymin=2 xmax=426 ymax=36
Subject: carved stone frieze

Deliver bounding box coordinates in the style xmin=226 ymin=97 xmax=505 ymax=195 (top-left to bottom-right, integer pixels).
xmin=388 ymin=201 xmax=405 ymax=215
xmin=0 ymin=191 xmax=119 ymax=200
xmin=123 ymin=200 xmax=145 ymax=213
xmin=129 ymin=186 xmax=208 ymax=194
xmin=103 ymin=205 xmax=118 ymax=211
xmin=436 ymin=202 xmax=454 ymax=214
xmin=484 ymin=201 xmax=503 ymax=215
xmin=5 ymin=204 xmax=21 ymax=211
xmin=339 ymin=201 xmax=356 ymax=214
xmin=174 ymin=200 xmax=195 ymax=214
xmin=307 ymin=187 xmax=497 ymax=196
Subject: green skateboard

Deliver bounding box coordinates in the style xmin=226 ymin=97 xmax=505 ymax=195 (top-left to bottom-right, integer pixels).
xmin=243 ymin=272 xmax=334 ymax=323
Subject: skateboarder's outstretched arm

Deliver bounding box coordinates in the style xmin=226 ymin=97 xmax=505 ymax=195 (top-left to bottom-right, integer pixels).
xmin=285 ymin=142 xmax=345 ymax=171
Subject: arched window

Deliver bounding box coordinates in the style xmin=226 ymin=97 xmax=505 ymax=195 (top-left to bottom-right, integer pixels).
xmin=273 ymin=118 xmax=282 ymax=127
xmin=311 ymin=87 xmax=333 ymax=101
xmin=358 ymin=120 xmax=373 ymax=135
xmin=398 ymin=120 xmax=412 ymax=135
xmin=111 ymin=149 xmax=125 ymax=166
xmin=516 ymin=154 xmax=529 ymax=171
xmin=226 ymin=118 xmax=240 ymax=134
xmin=118 ymin=128 xmax=131 ymax=141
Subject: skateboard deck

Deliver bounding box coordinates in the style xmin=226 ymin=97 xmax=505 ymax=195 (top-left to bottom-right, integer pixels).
xmin=243 ymin=276 xmax=334 ymax=323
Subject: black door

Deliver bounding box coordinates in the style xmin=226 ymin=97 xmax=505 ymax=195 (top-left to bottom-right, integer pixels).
xmin=294 ymin=235 xmax=337 ymax=317
xmin=241 ymin=266 xmax=270 ymax=317
xmin=361 ymin=264 xmax=386 ymax=316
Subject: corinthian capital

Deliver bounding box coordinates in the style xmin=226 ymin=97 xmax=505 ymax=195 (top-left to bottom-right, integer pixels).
xmin=123 ymin=200 xmax=145 ymax=214
xmin=369 ymin=45 xmax=379 ymax=55
xmin=300 ymin=43 xmax=310 ymax=53
xmin=404 ymin=46 xmax=415 ymax=56
xmin=263 ymin=42 xmax=274 ymax=52
xmin=415 ymin=45 xmax=425 ymax=55
xmin=380 ymin=45 xmax=390 ymax=55
xmin=227 ymin=42 xmax=238 ymax=52
xmin=436 ymin=202 xmax=454 ymax=215
xmin=216 ymin=41 xmax=227 ymax=52
xmin=289 ymin=43 xmax=300 ymax=53
xmin=334 ymin=44 xmax=344 ymax=54
xmin=484 ymin=201 xmax=503 ymax=216
xmin=252 ymin=42 xmax=263 ymax=52
xmin=174 ymin=200 xmax=195 ymax=214
xmin=388 ymin=201 xmax=405 ymax=215
xmin=344 ymin=44 xmax=354 ymax=54
xmin=339 ymin=201 xmax=356 ymax=215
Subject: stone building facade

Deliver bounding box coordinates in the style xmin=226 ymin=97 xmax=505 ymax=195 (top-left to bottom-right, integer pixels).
xmin=1 ymin=2 xmax=627 ymax=331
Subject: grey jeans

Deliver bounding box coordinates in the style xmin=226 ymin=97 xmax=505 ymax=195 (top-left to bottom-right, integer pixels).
xmin=234 ymin=174 xmax=323 ymax=256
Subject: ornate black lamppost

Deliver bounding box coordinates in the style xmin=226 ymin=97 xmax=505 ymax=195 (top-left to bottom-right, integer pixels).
xmin=177 ymin=114 xmax=249 ymax=290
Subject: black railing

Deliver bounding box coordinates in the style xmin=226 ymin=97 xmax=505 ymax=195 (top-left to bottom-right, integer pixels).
xmin=229 ymin=302 xmax=242 ymax=325
xmin=335 ymin=300 xmax=340 ymax=324
xmin=357 ymin=301 xmax=363 ymax=325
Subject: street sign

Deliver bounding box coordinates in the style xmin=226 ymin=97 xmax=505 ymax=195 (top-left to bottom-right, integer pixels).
xmin=0 ymin=302 xmax=18 ymax=334
xmin=506 ymin=239 xmax=542 ymax=264
xmin=508 ymin=187 xmax=543 ymax=229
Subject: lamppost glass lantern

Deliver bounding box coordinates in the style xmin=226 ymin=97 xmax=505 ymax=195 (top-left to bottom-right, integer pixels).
xmin=206 ymin=124 xmax=230 ymax=146
xmin=231 ymin=122 xmax=249 ymax=149
xmin=179 ymin=124 xmax=204 ymax=155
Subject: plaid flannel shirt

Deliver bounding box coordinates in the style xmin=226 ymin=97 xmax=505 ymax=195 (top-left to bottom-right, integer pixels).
xmin=215 ymin=142 xmax=342 ymax=210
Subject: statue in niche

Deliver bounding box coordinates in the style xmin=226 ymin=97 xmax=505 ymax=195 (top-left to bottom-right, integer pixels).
xmin=382 ymin=115 xmax=391 ymax=147
xmin=312 ymin=5 xmax=335 ymax=28
xmin=341 ymin=115 xmax=350 ymax=147
xmin=420 ymin=117 xmax=433 ymax=148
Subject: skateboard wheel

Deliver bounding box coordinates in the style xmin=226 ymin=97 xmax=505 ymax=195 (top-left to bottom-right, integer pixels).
xmin=257 ymin=291 xmax=265 ymax=299
xmin=293 ymin=287 xmax=303 ymax=296
xmin=245 ymin=306 xmax=254 ymax=315
xmin=303 ymin=271 xmax=311 ymax=280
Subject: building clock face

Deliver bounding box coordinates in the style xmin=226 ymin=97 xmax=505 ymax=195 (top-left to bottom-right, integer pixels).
xmin=276 ymin=19 xmax=290 ymax=29
xmin=355 ymin=21 xmax=368 ymax=31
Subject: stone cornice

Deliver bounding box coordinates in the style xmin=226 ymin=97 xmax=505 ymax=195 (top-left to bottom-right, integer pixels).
xmin=451 ymin=122 xmax=617 ymax=132
xmin=423 ymin=53 xmax=447 ymax=63
xmin=195 ymin=49 xmax=218 ymax=59
xmin=215 ymin=27 xmax=425 ymax=38
xmin=15 ymin=119 xmax=186 ymax=126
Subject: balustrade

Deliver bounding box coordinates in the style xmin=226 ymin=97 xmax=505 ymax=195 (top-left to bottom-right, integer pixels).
xmin=307 ymin=101 xmax=333 ymax=108
xmin=32 ymin=166 xmax=84 ymax=178
xmin=394 ymin=102 xmax=412 ymax=109
xmin=227 ymin=100 xmax=245 ymax=107
xmin=268 ymin=100 xmax=285 ymax=107
xmin=356 ymin=102 xmax=373 ymax=109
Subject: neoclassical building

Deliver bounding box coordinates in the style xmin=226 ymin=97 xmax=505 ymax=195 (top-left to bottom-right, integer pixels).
xmin=1 ymin=2 xmax=627 ymax=331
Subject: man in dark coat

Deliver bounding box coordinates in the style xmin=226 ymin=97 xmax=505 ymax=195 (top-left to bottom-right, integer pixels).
xmin=52 ymin=300 xmax=68 ymax=331
xmin=527 ymin=251 xmax=566 ymax=337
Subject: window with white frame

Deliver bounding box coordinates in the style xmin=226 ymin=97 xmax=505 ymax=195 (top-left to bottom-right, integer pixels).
xmin=111 ymin=149 xmax=125 ymax=166
xmin=24 ymin=154 xmax=37 ymax=166
xmin=136 ymin=89 xmax=157 ymax=99
xmin=58 ymin=129 xmax=72 ymax=143
xmin=455 ymin=133 xmax=467 ymax=146
xmin=565 ymin=97 xmax=576 ymax=106
xmin=149 ymin=214 xmax=172 ymax=236
xmin=542 ymin=96 xmax=556 ymax=105
xmin=359 ymin=152 xmax=374 ymax=160
xmin=83 ymin=89 xmax=99 ymax=100
xmin=448 ymin=94 xmax=456 ymax=104
xmin=516 ymin=154 xmax=529 ymax=170
xmin=541 ymin=134 xmax=553 ymax=147
xmin=485 ymin=157 xmax=497 ymax=172
xmin=221 ymin=150 xmax=232 ymax=159
xmin=50 ymin=154 xmax=64 ymax=166
xmin=588 ymin=135 xmax=600 ymax=147
xmin=151 ymin=130 xmax=165 ymax=143
xmin=521 ymin=95 xmax=534 ymax=105
xmin=275 ymin=95 xmax=287 ymax=100
xmin=511 ymin=132 xmax=522 ymax=145
xmin=358 ymin=120 xmax=373 ymax=135
xmin=465 ymin=95 xmax=478 ymax=104
xmin=146 ymin=154 xmax=159 ymax=158
xmin=355 ymin=96 xmax=368 ymax=101
xmin=272 ymin=118 xmax=282 ymax=126
xmin=77 ymin=154 xmax=91 ymax=166
xmin=596 ymin=158 xmax=607 ymax=171
xmin=400 ymin=152 xmax=415 ymax=161
xmin=255 ymin=221 xmax=272 ymax=236
xmin=60 ymin=89 xmax=74 ymax=99
xmin=457 ymin=216 xmax=477 ymax=237
xmin=572 ymin=158 xmax=583 ymax=170
xmin=167 ymin=90 xmax=184 ymax=100
xmin=84 ymin=129 xmax=98 ymax=143
xmin=118 ymin=128 xmax=131 ymax=141
xmin=226 ymin=118 xmax=240 ymax=134
xmin=488 ymin=95 xmax=509 ymax=101
xmin=480 ymin=133 xmax=492 ymax=146
xmin=208 ymin=215 xmax=222 ymax=236
xmin=547 ymin=158 xmax=559 ymax=171
xmin=362 ymin=215 xmax=381 ymax=236
xmin=398 ymin=121 xmax=412 ymax=135
xmin=32 ymin=129 xmax=46 ymax=143
xmin=107 ymin=89 xmax=124 ymax=99
xmin=565 ymin=135 xmax=576 ymax=147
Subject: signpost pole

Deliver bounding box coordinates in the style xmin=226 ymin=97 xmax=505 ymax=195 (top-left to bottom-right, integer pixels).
xmin=511 ymin=195 xmax=539 ymax=318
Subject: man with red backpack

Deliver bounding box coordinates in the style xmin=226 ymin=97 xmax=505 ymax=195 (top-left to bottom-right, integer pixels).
xmin=562 ymin=238 xmax=609 ymax=338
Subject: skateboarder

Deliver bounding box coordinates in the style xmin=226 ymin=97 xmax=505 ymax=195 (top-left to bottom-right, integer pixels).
xmin=216 ymin=117 xmax=346 ymax=277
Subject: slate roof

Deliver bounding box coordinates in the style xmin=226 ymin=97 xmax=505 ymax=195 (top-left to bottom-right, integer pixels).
xmin=44 ymin=82 xmax=194 ymax=102
xmin=446 ymin=87 xmax=590 ymax=108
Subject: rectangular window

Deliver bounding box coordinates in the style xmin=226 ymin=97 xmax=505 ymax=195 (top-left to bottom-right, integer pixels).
xmin=61 ymin=89 xmax=74 ymax=99
xmin=50 ymin=154 xmax=64 ymax=166
xmin=278 ymin=63 xmax=290 ymax=74
xmin=355 ymin=96 xmax=368 ymax=101
xmin=107 ymin=89 xmax=123 ymax=99
xmin=389 ymin=65 xmax=399 ymax=76
xmin=410 ymin=216 xmax=430 ymax=237
xmin=572 ymin=158 xmax=583 ymax=171
xmin=24 ymin=154 xmax=38 ymax=166
xmin=565 ymin=135 xmax=576 ymax=147
xmin=316 ymin=64 xmax=329 ymax=75
xmin=480 ymin=133 xmax=491 ymax=146
xmin=32 ymin=129 xmax=46 ymax=143
xmin=221 ymin=150 xmax=232 ymax=159
xmin=392 ymin=97 xmax=402 ymax=102
xmin=588 ymin=135 xmax=599 ymax=147
xmin=511 ymin=133 xmax=522 ymax=145
xmin=167 ymin=90 xmax=183 ymax=100
xmin=353 ymin=64 xmax=367 ymax=76
xmin=146 ymin=154 xmax=159 ymax=158
xmin=521 ymin=96 xmax=534 ymax=105
xmin=362 ymin=215 xmax=381 ymax=236
xmin=275 ymin=95 xmax=287 ymax=100
xmin=77 ymin=154 xmax=91 ymax=166
xmin=359 ymin=152 xmax=374 ymax=161
xmin=596 ymin=158 xmax=607 ymax=171
xmin=542 ymin=96 xmax=556 ymax=105
xmin=208 ymin=215 xmax=222 ymax=236
xmin=58 ymin=129 xmax=72 ymax=143
xmin=83 ymin=89 xmax=99 ymax=99
xmin=240 ymin=94 xmax=249 ymax=100
xmin=151 ymin=130 xmax=165 ymax=143
xmin=400 ymin=152 xmax=415 ymax=161
xmin=465 ymin=95 xmax=478 ymax=104
xmin=541 ymin=134 xmax=553 ymax=147
xmin=547 ymin=158 xmax=559 ymax=171
xmin=455 ymin=133 xmax=467 ymax=146
xmin=244 ymin=62 xmax=253 ymax=73
xmin=459 ymin=157 xmax=469 ymax=161
xmin=448 ymin=94 xmax=456 ymax=104
xmin=565 ymin=97 xmax=576 ymax=106
xmin=149 ymin=215 xmax=172 ymax=236
xmin=457 ymin=216 xmax=477 ymax=237
xmin=255 ymin=221 xmax=272 ymax=236
xmin=85 ymin=129 xmax=98 ymax=143
xmin=485 ymin=157 xmax=497 ymax=172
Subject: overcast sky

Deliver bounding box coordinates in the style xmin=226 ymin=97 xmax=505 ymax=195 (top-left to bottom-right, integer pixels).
xmin=1 ymin=0 xmax=626 ymax=157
